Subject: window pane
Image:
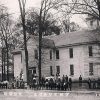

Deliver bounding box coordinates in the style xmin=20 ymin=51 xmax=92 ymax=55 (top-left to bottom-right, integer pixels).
xmin=21 ymin=53 xmax=22 ymax=63
xmin=70 ymin=65 xmax=74 ymax=75
xmin=89 ymin=46 xmax=93 ymax=57
xmin=89 ymin=63 xmax=93 ymax=75
xmin=69 ymin=48 xmax=73 ymax=58
xmin=28 ymin=70 xmax=32 ymax=79
xmin=50 ymin=66 xmax=53 ymax=76
xmin=56 ymin=66 xmax=60 ymax=74
xmin=34 ymin=50 xmax=38 ymax=59
xmin=56 ymin=50 xmax=59 ymax=59
xmin=33 ymin=69 xmax=36 ymax=74
xmin=50 ymin=50 xmax=52 ymax=59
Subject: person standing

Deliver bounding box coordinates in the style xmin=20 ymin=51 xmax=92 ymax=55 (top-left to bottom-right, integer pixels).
xmin=88 ymin=78 xmax=91 ymax=89
xmin=93 ymin=79 xmax=96 ymax=89
xmin=79 ymin=75 xmax=82 ymax=87
xmin=65 ymin=75 xmax=68 ymax=82
xmin=63 ymin=75 xmax=68 ymax=90
xmin=69 ymin=78 xmax=72 ymax=91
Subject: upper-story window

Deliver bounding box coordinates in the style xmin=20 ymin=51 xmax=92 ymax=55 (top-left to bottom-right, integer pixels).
xmin=88 ymin=46 xmax=93 ymax=57
xmin=69 ymin=48 xmax=73 ymax=58
xmin=21 ymin=53 xmax=22 ymax=63
xmin=34 ymin=50 xmax=38 ymax=59
xmin=50 ymin=50 xmax=52 ymax=60
xmin=89 ymin=63 xmax=93 ymax=75
xmin=56 ymin=50 xmax=59 ymax=59
xmin=70 ymin=64 xmax=74 ymax=76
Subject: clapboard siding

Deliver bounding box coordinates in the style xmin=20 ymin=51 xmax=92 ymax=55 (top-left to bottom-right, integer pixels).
xmin=13 ymin=36 xmax=100 ymax=81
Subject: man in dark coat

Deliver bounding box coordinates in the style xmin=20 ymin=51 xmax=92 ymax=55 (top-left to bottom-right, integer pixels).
xmin=69 ymin=78 xmax=72 ymax=91
xmin=88 ymin=78 xmax=91 ymax=89
xmin=65 ymin=75 xmax=68 ymax=82
xmin=79 ymin=75 xmax=82 ymax=87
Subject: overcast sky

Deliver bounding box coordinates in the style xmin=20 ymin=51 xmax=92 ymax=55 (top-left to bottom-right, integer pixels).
xmin=0 ymin=0 xmax=41 ymax=18
xmin=0 ymin=0 xmax=87 ymax=28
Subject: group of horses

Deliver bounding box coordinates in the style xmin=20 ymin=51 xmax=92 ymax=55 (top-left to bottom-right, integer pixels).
xmin=29 ymin=76 xmax=72 ymax=91
xmin=0 ymin=81 xmax=8 ymax=89
xmin=0 ymin=76 xmax=73 ymax=90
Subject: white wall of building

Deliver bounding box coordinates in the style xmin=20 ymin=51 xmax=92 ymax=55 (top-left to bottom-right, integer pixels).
xmin=87 ymin=19 xmax=100 ymax=29
xmin=13 ymin=37 xmax=100 ymax=81
xmin=54 ymin=45 xmax=85 ymax=80
xmin=54 ymin=44 xmax=100 ymax=80
xmin=27 ymin=38 xmax=55 ymax=77
xmin=41 ymin=48 xmax=55 ymax=77
xmin=13 ymin=53 xmax=23 ymax=79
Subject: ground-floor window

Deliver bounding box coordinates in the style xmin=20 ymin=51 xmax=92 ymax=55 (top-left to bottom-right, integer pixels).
xmin=34 ymin=50 xmax=38 ymax=59
xmin=56 ymin=66 xmax=60 ymax=75
xmin=32 ymin=67 xmax=36 ymax=74
xmin=89 ymin=63 xmax=93 ymax=75
xmin=50 ymin=66 xmax=53 ymax=76
xmin=28 ymin=69 xmax=33 ymax=81
xmin=29 ymin=67 xmax=36 ymax=77
xmin=70 ymin=64 xmax=74 ymax=76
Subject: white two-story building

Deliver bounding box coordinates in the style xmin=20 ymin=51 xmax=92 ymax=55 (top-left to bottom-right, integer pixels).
xmin=12 ymin=30 xmax=100 ymax=81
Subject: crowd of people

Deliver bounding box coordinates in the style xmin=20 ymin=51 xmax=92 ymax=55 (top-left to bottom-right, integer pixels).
xmin=0 ymin=75 xmax=100 ymax=90
xmin=29 ymin=75 xmax=100 ymax=90
xmin=79 ymin=75 xmax=100 ymax=89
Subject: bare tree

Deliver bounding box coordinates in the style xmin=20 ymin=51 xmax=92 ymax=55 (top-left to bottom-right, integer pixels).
xmin=59 ymin=0 xmax=100 ymax=21
xmin=38 ymin=0 xmax=63 ymax=83
xmin=0 ymin=6 xmax=15 ymax=81
xmin=18 ymin=0 xmax=29 ymax=84
xmin=15 ymin=8 xmax=60 ymax=37
xmin=25 ymin=8 xmax=60 ymax=36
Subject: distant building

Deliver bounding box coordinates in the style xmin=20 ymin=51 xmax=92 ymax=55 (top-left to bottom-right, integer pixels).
xmin=86 ymin=15 xmax=100 ymax=29
xmin=12 ymin=30 xmax=100 ymax=82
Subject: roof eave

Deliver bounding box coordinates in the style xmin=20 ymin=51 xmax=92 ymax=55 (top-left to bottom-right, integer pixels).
xmin=55 ymin=41 xmax=100 ymax=48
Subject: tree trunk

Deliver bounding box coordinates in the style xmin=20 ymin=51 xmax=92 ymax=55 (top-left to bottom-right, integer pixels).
xmin=2 ymin=48 xmax=6 ymax=81
xmin=5 ymin=42 xmax=9 ymax=81
xmin=23 ymin=19 xmax=29 ymax=84
xmin=2 ymin=48 xmax=4 ymax=81
xmin=18 ymin=0 xmax=29 ymax=84
xmin=97 ymin=0 xmax=100 ymax=20
xmin=38 ymin=6 xmax=43 ymax=84
xmin=3 ymin=48 xmax=6 ymax=81
xmin=38 ymin=29 xmax=42 ymax=84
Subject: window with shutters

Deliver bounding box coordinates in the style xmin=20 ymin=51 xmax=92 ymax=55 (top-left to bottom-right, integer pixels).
xmin=56 ymin=66 xmax=60 ymax=74
xmin=70 ymin=64 xmax=74 ymax=76
xmin=56 ymin=50 xmax=59 ymax=59
xmin=34 ymin=50 xmax=38 ymax=59
xmin=50 ymin=50 xmax=52 ymax=60
xmin=88 ymin=46 xmax=93 ymax=57
xmin=21 ymin=53 xmax=22 ymax=63
xmin=50 ymin=66 xmax=53 ymax=76
xmin=69 ymin=48 xmax=73 ymax=58
xmin=89 ymin=63 xmax=93 ymax=75
xmin=33 ymin=67 xmax=36 ymax=74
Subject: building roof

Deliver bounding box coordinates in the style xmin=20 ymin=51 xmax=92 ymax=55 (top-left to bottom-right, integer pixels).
xmin=45 ymin=29 xmax=100 ymax=47
xmin=12 ymin=49 xmax=22 ymax=54
xmin=33 ymin=36 xmax=55 ymax=48
xmin=14 ymin=29 xmax=100 ymax=50
xmin=17 ymin=35 xmax=55 ymax=49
